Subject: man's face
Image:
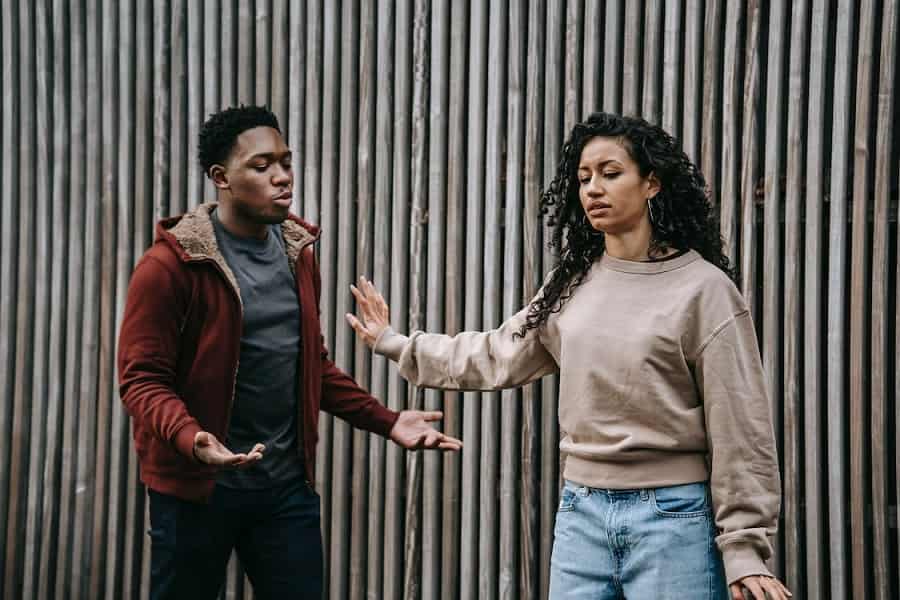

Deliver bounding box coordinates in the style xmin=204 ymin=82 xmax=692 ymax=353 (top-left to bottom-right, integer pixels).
xmin=214 ymin=126 xmax=293 ymax=224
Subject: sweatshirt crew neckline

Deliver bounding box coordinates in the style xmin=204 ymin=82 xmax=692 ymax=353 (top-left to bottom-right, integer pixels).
xmin=599 ymin=248 xmax=701 ymax=274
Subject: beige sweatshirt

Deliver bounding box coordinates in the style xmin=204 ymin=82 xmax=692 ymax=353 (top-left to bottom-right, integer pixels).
xmin=375 ymin=249 xmax=780 ymax=585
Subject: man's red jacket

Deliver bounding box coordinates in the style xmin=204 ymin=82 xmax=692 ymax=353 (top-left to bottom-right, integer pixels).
xmin=117 ymin=203 xmax=399 ymax=502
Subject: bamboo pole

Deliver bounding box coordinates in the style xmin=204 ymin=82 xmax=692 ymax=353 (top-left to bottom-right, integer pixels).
xmin=329 ymin=0 xmax=361 ymax=596
xmin=302 ymin=0 xmax=322 ymax=225
xmin=221 ymin=0 xmax=236 ymax=107
xmin=581 ymin=0 xmax=601 ymax=116
xmin=204 ymin=0 xmax=220 ymax=124
xmin=700 ymin=0 xmax=722 ymax=196
xmin=403 ymin=4 xmax=430 ymax=595
xmin=661 ymin=0 xmax=682 ymax=138
xmin=642 ymin=0 xmax=662 ymax=123
xmin=621 ymin=0 xmax=640 ymax=115
xmin=106 ymin=4 xmax=136 ymax=597
xmin=739 ymin=0 xmax=761 ymax=319
xmin=682 ymin=0 xmax=703 ymax=162
xmin=384 ymin=1 xmax=412 ymax=596
xmin=501 ymin=2 xmax=526 ymax=597
xmin=478 ymin=1 xmax=508 ymax=598
xmin=827 ymin=1 xmax=858 ymax=597
xmin=803 ymin=2 xmax=830 ymax=596
xmin=564 ymin=0 xmax=582 ymax=130
xmin=70 ymin=2 xmax=104 ymax=596
xmin=602 ymin=0 xmax=622 ymax=113
xmin=5 ymin=1 xmax=33 ymax=596
xmin=870 ymin=4 xmax=898 ymax=598
xmin=22 ymin=4 xmax=52 ymax=596
xmin=36 ymin=2 xmax=71 ymax=597
xmin=169 ymin=0 xmax=187 ymax=216
xmin=201 ymin=0 xmax=218 ymax=212
xmin=762 ymin=0 xmax=787 ymax=576
xmin=286 ymin=0 xmax=303 ymax=211
xmin=88 ymin=0 xmax=120 ymax=595
xmin=271 ymin=0 xmax=288 ymax=127
xmin=254 ymin=0 xmax=270 ymax=106
xmin=367 ymin=0 xmax=395 ymax=596
xmin=0 ymin=2 xmax=20 ymax=590
xmin=55 ymin=4 xmax=87 ymax=595
xmin=124 ymin=2 xmax=154 ymax=596
xmin=439 ymin=3 xmax=467 ymax=597
xmin=459 ymin=0 xmax=488 ymax=596
xmin=540 ymin=2 xmax=565 ymax=597
xmin=718 ymin=0 xmax=742 ymax=266
xmin=186 ymin=0 xmax=203 ymax=208
xmin=849 ymin=2 xmax=876 ymax=597
xmin=318 ymin=3 xmax=341 ymax=589
xmin=421 ymin=1 xmax=448 ymax=596
xmin=521 ymin=0 xmax=546 ymax=596
xmin=350 ymin=2 xmax=376 ymax=597
xmin=237 ymin=0 xmax=253 ymax=105
xmin=782 ymin=0 xmax=809 ymax=592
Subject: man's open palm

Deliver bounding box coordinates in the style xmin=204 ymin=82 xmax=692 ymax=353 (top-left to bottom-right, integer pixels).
xmin=390 ymin=410 xmax=462 ymax=451
xmin=193 ymin=431 xmax=265 ymax=468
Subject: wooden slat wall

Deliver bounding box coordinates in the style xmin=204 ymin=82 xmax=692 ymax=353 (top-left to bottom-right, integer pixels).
xmin=2 ymin=2 xmax=898 ymax=599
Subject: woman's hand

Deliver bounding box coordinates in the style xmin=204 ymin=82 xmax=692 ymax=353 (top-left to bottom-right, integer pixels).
xmin=346 ymin=276 xmax=391 ymax=349
xmin=730 ymin=574 xmax=792 ymax=599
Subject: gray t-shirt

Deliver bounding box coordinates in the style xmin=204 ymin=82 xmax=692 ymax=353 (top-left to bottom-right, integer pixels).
xmin=211 ymin=209 xmax=305 ymax=488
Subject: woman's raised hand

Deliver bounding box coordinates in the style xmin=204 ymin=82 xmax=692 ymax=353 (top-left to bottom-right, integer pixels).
xmin=346 ymin=276 xmax=392 ymax=349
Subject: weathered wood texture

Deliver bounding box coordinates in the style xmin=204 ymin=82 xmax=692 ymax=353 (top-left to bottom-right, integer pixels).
xmin=1 ymin=2 xmax=898 ymax=599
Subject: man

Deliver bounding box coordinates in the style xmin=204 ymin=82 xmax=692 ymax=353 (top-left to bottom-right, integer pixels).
xmin=118 ymin=105 xmax=461 ymax=599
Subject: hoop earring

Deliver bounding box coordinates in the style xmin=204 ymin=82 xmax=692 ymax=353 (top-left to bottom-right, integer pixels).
xmin=647 ymin=197 xmax=657 ymax=228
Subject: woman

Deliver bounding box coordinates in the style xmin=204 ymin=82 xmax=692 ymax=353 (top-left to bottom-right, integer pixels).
xmin=346 ymin=113 xmax=790 ymax=600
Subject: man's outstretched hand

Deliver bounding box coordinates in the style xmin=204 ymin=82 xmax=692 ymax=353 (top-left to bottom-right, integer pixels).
xmin=389 ymin=410 xmax=462 ymax=451
xmin=193 ymin=431 xmax=265 ymax=468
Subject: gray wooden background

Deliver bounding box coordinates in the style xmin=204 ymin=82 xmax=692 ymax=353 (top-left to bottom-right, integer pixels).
xmin=1 ymin=0 xmax=898 ymax=599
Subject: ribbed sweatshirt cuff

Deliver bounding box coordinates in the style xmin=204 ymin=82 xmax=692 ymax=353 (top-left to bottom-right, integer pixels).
xmin=374 ymin=327 xmax=409 ymax=362
xmin=720 ymin=541 xmax=773 ymax=585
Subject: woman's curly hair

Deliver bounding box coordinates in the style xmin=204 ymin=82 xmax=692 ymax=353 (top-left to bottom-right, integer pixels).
xmin=516 ymin=112 xmax=734 ymax=338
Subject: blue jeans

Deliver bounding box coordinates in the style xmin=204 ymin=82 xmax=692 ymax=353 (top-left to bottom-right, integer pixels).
xmin=549 ymin=480 xmax=729 ymax=599
xmin=148 ymin=477 xmax=323 ymax=600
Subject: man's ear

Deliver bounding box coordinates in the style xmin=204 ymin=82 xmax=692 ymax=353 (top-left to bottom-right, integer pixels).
xmin=209 ymin=164 xmax=229 ymax=190
xmin=646 ymin=172 xmax=661 ymax=200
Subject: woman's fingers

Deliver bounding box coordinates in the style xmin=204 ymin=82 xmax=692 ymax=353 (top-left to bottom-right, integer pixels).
xmin=352 ymin=280 xmax=383 ymax=325
xmin=350 ymin=284 xmax=371 ymax=318
xmin=742 ymin=578 xmax=767 ymax=600
xmin=765 ymin=578 xmax=791 ymax=599
xmin=729 ymin=584 xmax=746 ymax=600
xmin=345 ymin=313 xmax=373 ymax=345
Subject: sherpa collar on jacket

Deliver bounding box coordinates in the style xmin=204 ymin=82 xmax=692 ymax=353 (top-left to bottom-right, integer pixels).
xmin=154 ymin=202 xmax=319 ymax=308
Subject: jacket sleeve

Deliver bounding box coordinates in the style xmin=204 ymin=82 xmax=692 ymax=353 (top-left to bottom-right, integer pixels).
xmin=694 ymin=310 xmax=781 ymax=585
xmin=310 ymin=257 xmax=400 ymax=437
xmin=319 ymin=349 xmax=400 ymax=437
xmin=373 ymin=301 xmax=558 ymax=391
xmin=117 ymin=254 xmax=202 ymax=461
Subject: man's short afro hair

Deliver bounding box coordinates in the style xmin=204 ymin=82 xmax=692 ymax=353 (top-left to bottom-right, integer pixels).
xmin=197 ymin=105 xmax=281 ymax=176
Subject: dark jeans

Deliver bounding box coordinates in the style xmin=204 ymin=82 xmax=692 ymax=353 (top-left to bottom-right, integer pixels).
xmin=148 ymin=477 xmax=323 ymax=600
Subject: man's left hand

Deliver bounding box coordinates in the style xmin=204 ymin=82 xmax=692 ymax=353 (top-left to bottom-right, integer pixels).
xmin=389 ymin=410 xmax=463 ymax=451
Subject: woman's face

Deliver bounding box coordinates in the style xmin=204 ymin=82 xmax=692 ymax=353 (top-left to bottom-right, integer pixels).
xmin=577 ymin=136 xmax=659 ymax=235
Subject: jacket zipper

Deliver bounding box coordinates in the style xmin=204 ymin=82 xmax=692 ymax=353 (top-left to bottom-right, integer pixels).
xmin=291 ymin=238 xmax=318 ymax=477
xmin=191 ymin=257 xmax=244 ymax=441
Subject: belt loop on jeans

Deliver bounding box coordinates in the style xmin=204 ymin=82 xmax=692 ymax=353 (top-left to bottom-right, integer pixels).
xmin=640 ymin=489 xmax=649 ymax=501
